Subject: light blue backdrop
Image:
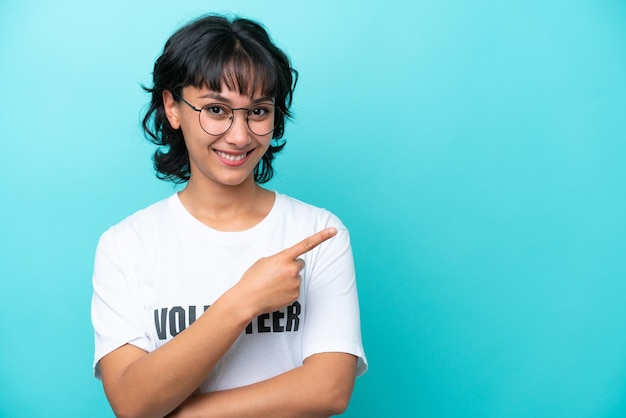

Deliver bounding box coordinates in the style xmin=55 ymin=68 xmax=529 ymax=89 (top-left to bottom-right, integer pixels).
xmin=1 ymin=1 xmax=625 ymax=417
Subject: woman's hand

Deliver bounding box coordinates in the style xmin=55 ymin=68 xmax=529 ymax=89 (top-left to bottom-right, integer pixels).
xmin=232 ymin=227 xmax=337 ymax=318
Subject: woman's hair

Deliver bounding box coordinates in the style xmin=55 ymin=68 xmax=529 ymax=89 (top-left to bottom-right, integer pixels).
xmin=142 ymin=15 xmax=298 ymax=184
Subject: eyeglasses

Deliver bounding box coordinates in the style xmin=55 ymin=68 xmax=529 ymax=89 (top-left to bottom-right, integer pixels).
xmin=176 ymin=95 xmax=278 ymax=136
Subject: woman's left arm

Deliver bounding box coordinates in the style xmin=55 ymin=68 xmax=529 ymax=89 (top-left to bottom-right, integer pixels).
xmin=168 ymin=352 xmax=357 ymax=418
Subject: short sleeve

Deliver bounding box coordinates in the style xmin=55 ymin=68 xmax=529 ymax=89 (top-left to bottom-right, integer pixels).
xmin=91 ymin=229 xmax=152 ymax=379
xmin=301 ymin=225 xmax=368 ymax=376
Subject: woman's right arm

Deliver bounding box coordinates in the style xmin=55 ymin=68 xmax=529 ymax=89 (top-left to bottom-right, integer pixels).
xmin=99 ymin=288 xmax=249 ymax=418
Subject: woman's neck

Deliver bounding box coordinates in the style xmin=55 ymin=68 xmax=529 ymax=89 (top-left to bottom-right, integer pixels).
xmin=177 ymin=176 xmax=274 ymax=232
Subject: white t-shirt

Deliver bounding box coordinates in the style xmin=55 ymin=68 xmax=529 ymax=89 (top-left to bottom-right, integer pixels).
xmin=91 ymin=192 xmax=367 ymax=391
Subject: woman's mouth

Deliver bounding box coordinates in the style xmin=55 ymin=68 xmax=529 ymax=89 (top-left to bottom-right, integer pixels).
xmin=215 ymin=150 xmax=248 ymax=161
xmin=214 ymin=149 xmax=254 ymax=166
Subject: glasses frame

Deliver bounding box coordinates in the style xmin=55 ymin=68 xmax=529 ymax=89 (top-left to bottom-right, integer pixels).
xmin=175 ymin=94 xmax=279 ymax=137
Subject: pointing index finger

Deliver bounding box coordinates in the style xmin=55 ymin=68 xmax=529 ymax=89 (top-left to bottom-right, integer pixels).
xmin=284 ymin=227 xmax=337 ymax=259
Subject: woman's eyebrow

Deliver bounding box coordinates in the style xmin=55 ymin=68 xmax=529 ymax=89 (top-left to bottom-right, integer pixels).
xmin=251 ymin=96 xmax=274 ymax=104
xmin=198 ymin=92 xmax=228 ymax=101
xmin=197 ymin=93 xmax=274 ymax=104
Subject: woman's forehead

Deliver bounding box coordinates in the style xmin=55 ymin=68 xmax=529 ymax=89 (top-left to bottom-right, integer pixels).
xmin=184 ymin=83 xmax=272 ymax=102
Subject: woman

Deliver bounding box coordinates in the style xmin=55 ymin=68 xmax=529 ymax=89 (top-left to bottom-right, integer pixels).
xmin=92 ymin=14 xmax=367 ymax=418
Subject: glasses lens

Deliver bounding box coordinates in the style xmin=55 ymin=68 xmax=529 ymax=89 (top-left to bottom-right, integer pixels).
xmin=247 ymin=104 xmax=276 ymax=136
xmin=199 ymin=104 xmax=233 ymax=136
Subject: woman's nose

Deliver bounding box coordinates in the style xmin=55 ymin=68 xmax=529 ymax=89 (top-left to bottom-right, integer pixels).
xmin=224 ymin=111 xmax=251 ymax=147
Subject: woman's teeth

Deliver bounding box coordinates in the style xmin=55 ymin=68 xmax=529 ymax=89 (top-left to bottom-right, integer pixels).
xmin=216 ymin=151 xmax=247 ymax=161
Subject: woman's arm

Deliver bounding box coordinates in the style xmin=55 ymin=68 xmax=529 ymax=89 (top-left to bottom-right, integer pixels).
xmin=98 ymin=228 xmax=337 ymax=418
xmin=100 ymin=288 xmax=250 ymax=418
xmin=168 ymin=352 xmax=358 ymax=418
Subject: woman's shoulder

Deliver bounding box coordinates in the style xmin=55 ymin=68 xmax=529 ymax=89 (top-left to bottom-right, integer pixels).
xmin=273 ymin=192 xmax=346 ymax=229
xmin=275 ymin=192 xmax=329 ymax=215
xmin=102 ymin=194 xmax=178 ymax=239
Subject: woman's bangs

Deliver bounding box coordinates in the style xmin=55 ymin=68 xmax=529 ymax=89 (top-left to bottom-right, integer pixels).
xmin=194 ymin=48 xmax=278 ymax=99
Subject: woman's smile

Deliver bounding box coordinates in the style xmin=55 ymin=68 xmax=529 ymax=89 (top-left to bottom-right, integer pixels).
xmin=214 ymin=149 xmax=255 ymax=166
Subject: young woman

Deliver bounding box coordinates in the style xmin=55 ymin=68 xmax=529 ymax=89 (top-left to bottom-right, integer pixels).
xmin=91 ymin=14 xmax=367 ymax=418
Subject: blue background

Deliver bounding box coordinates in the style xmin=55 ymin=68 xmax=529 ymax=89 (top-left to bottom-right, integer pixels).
xmin=1 ymin=1 xmax=625 ymax=417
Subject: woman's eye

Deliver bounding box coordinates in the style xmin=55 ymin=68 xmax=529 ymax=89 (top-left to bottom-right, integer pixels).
xmin=206 ymin=105 xmax=225 ymax=115
xmin=250 ymin=106 xmax=272 ymax=118
xmin=202 ymin=104 xmax=232 ymax=118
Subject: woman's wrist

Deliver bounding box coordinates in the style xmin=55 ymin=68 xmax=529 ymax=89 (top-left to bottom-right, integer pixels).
xmin=215 ymin=286 xmax=257 ymax=329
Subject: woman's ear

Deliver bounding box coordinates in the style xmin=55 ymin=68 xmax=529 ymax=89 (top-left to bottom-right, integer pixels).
xmin=162 ymin=90 xmax=181 ymax=129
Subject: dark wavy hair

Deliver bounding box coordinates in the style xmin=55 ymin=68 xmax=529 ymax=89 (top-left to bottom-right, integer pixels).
xmin=142 ymin=15 xmax=298 ymax=184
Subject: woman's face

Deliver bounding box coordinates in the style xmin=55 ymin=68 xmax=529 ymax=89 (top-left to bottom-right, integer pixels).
xmin=164 ymin=84 xmax=275 ymax=190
